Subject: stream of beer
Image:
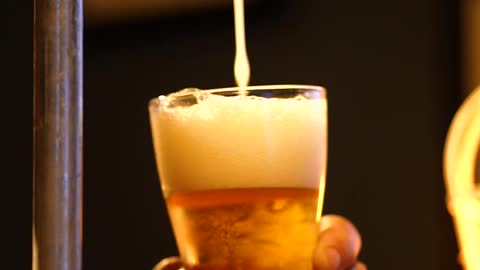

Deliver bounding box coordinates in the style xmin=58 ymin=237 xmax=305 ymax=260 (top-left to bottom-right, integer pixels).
xmin=234 ymin=0 xmax=250 ymax=88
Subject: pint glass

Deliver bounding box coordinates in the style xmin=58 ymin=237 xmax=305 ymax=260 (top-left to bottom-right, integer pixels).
xmin=148 ymin=85 xmax=327 ymax=270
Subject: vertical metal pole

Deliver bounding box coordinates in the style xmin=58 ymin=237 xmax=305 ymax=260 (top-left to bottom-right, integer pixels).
xmin=33 ymin=0 xmax=83 ymax=270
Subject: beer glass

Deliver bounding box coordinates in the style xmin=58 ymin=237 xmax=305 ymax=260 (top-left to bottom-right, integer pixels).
xmin=148 ymin=85 xmax=327 ymax=270
xmin=444 ymin=86 xmax=480 ymax=270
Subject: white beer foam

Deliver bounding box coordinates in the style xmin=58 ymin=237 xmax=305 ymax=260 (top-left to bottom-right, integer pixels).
xmin=151 ymin=94 xmax=327 ymax=196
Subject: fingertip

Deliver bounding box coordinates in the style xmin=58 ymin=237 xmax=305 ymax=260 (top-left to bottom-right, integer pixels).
xmin=355 ymin=261 xmax=367 ymax=270
xmin=313 ymin=245 xmax=340 ymax=270
xmin=315 ymin=215 xmax=362 ymax=269
xmin=152 ymin=257 xmax=182 ymax=270
xmin=319 ymin=215 xmax=362 ymax=254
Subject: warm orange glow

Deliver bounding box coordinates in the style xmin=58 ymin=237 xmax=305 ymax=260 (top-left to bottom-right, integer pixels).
xmin=444 ymin=86 xmax=480 ymax=270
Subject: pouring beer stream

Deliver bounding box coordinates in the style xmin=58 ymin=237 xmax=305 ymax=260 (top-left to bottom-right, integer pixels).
xmin=234 ymin=0 xmax=250 ymax=89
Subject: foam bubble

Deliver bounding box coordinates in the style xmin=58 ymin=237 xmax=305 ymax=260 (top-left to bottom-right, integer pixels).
xmin=150 ymin=94 xmax=327 ymax=196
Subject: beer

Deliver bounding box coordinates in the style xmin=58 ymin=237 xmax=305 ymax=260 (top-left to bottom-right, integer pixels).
xmin=167 ymin=187 xmax=318 ymax=270
xmin=148 ymin=0 xmax=328 ymax=267
xmin=149 ymin=86 xmax=327 ymax=270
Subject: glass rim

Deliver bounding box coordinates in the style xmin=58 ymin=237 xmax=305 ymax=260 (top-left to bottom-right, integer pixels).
xmin=149 ymin=84 xmax=326 ymax=104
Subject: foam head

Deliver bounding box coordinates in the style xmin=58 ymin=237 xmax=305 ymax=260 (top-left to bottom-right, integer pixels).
xmin=149 ymin=85 xmax=328 ymax=196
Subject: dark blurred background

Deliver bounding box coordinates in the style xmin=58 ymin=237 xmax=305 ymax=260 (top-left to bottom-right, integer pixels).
xmin=4 ymin=0 xmax=469 ymax=269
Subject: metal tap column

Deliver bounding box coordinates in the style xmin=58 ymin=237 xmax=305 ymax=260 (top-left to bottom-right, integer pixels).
xmin=33 ymin=0 xmax=83 ymax=269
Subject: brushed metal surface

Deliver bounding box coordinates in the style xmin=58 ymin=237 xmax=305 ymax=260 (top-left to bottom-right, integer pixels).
xmin=33 ymin=0 xmax=83 ymax=269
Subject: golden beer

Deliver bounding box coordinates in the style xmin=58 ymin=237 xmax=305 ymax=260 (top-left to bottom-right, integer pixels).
xmin=168 ymin=188 xmax=318 ymax=270
xmin=149 ymin=85 xmax=327 ymax=270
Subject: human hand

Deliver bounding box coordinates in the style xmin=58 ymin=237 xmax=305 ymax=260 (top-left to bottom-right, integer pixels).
xmin=153 ymin=215 xmax=365 ymax=270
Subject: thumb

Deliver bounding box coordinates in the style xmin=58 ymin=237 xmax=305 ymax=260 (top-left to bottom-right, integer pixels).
xmin=313 ymin=215 xmax=362 ymax=270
